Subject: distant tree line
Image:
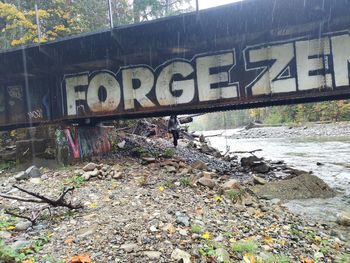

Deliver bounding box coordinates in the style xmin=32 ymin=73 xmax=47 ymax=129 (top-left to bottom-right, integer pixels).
xmin=190 ymin=100 xmax=350 ymax=131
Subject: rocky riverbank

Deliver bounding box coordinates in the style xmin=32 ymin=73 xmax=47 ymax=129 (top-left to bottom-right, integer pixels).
xmin=0 ymin=135 xmax=349 ymax=262
xmin=230 ymin=122 xmax=350 ymax=139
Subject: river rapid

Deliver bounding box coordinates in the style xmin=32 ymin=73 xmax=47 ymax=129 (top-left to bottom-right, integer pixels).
xmin=203 ymin=125 xmax=350 ymax=223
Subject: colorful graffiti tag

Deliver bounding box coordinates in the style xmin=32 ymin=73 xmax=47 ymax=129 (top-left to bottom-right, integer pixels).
xmin=58 ymin=126 xmax=113 ymax=159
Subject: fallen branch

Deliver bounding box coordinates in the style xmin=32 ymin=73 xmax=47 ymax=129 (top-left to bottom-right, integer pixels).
xmin=230 ymin=149 xmax=262 ymax=155
xmin=5 ymin=207 xmax=51 ymax=225
xmin=0 ymin=186 xmax=83 ymax=210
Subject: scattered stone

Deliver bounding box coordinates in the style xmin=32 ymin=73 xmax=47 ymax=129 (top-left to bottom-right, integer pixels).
xmin=198 ymin=177 xmax=216 ymax=189
xmin=179 ymin=229 xmax=187 ymax=236
xmin=253 ymin=175 xmax=267 ymax=185
xmin=222 ymin=179 xmax=240 ymax=190
xmin=0 ymin=231 xmax=11 ymax=239
xmin=171 ymin=248 xmax=191 ymax=263
xmin=142 ymin=157 xmax=156 ymax=163
xmin=11 ymin=240 xmax=30 ymax=250
xmin=117 ymin=140 xmax=126 ymax=149
xmin=25 ymin=165 xmax=41 ymax=178
xmin=241 ymin=156 xmax=261 ymax=167
xmin=191 ymin=160 xmax=208 ymax=170
xmin=252 ymin=163 xmax=270 ymax=173
xmin=215 ymin=248 xmax=230 ymax=263
xmin=176 ymin=212 xmax=190 ymax=227
xmin=15 ymin=221 xmax=32 ymax=231
xmin=163 ymin=223 xmax=176 ymax=234
xmin=29 ymin=177 xmax=42 ymax=185
xmin=120 ymin=243 xmax=139 ymax=252
xmin=336 ymin=211 xmax=350 ymax=226
xmin=14 ymin=171 xmax=28 ymax=181
xmin=149 ymin=225 xmax=158 ymax=232
xmin=83 ymin=162 xmax=98 ymax=172
xmin=144 ymin=251 xmax=162 ymax=259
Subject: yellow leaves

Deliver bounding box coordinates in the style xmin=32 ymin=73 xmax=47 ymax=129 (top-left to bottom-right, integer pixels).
xmin=54 ymin=24 xmax=67 ymax=32
xmin=243 ymin=254 xmax=256 ymax=263
xmin=313 ymin=236 xmax=322 ymax=243
xmin=300 ymin=256 xmax=314 ymax=263
xmin=7 ymin=225 xmax=15 ymax=230
xmin=22 ymin=259 xmax=34 ymax=263
xmin=263 ymin=236 xmax=273 ymax=244
xmin=164 ymin=223 xmax=176 ymax=234
xmin=67 ymin=255 xmax=92 ymax=263
xmin=202 ymin=232 xmax=211 ymax=240
xmin=88 ymin=202 xmax=97 ymax=207
xmin=1 ymin=2 xmax=83 ymax=47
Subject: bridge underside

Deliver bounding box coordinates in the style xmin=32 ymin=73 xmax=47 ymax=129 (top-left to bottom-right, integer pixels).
xmin=0 ymin=0 xmax=350 ymax=130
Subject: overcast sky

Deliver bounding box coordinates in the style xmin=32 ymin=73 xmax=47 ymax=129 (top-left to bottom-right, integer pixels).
xmin=194 ymin=0 xmax=241 ymax=10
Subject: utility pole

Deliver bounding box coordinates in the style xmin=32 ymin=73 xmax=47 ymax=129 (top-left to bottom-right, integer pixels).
xmin=108 ymin=0 xmax=113 ymax=28
xmin=34 ymin=1 xmax=42 ymax=43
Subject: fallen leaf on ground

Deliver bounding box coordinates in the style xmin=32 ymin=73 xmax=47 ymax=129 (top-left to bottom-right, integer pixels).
xmin=263 ymin=236 xmax=273 ymax=244
xmin=67 ymin=255 xmax=92 ymax=263
xmin=195 ymin=207 xmax=204 ymax=216
xmin=300 ymin=256 xmax=314 ymax=263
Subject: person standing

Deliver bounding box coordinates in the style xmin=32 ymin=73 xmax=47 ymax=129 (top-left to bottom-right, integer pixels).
xmin=168 ymin=115 xmax=180 ymax=147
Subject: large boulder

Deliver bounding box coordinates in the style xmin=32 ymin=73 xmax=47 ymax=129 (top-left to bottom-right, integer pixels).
xmin=198 ymin=177 xmax=216 ymax=189
xmin=337 ymin=211 xmax=350 ymax=226
xmin=25 ymin=165 xmax=41 ymax=178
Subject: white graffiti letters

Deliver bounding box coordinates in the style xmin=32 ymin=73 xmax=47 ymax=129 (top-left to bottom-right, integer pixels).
xmin=245 ymin=33 xmax=350 ymax=95
xmin=331 ymin=34 xmax=350 ymax=87
xmin=63 ymin=32 xmax=350 ymax=116
xmin=64 ymin=51 xmax=237 ymax=116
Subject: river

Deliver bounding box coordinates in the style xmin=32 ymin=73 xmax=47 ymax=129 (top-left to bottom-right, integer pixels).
xmin=204 ymin=129 xmax=350 ymax=222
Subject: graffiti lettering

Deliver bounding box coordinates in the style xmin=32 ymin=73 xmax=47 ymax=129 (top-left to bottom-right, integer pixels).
xmin=244 ymin=33 xmax=350 ymax=95
xmin=7 ymin=85 xmax=23 ymax=100
xmin=64 ymin=51 xmax=238 ymax=116
xmin=27 ymin=109 xmax=43 ymax=119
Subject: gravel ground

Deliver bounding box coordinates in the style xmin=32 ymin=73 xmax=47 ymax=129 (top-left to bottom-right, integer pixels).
xmin=230 ymin=122 xmax=350 ymax=139
xmin=0 ymin=137 xmax=349 ymax=263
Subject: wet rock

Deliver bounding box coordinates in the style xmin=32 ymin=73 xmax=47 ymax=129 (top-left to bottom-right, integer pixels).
xmin=191 ymin=160 xmax=208 ymax=170
xmin=171 ymin=248 xmax=191 ymax=263
xmin=117 ymin=140 xmax=126 ymax=149
xmin=252 ymin=163 xmax=270 ymax=173
xmin=0 ymin=231 xmax=11 ymax=239
xmin=29 ymin=177 xmax=42 ymax=184
xmin=215 ymin=248 xmax=230 ymax=263
xmin=176 ymin=212 xmax=190 ymax=227
xmin=14 ymin=171 xmax=29 ymax=181
xmin=26 ymin=165 xmax=41 ymax=178
xmin=198 ymin=177 xmax=216 ymax=189
xmin=142 ymin=157 xmax=156 ymax=163
xmin=253 ymin=175 xmax=267 ymax=185
xmin=120 ymin=243 xmax=139 ymax=252
xmin=336 ymin=211 xmax=350 ymax=226
xmin=15 ymin=221 xmax=32 ymax=231
xmin=83 ymin=162 xmax=98 ymax=172
xmin=241 ymin=156 xmax=261 ymax=167
xmin=144 ymin=251 xmax=162 ymax=259
xmin=11 ymin=240 xmax=30 ymax=250
xmin=222 ymin=179 xmax=240 ymax=190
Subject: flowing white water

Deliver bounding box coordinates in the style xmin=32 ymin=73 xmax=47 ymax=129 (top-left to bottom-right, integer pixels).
xmin=204 ymin=130 xmax=350 ymax=221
